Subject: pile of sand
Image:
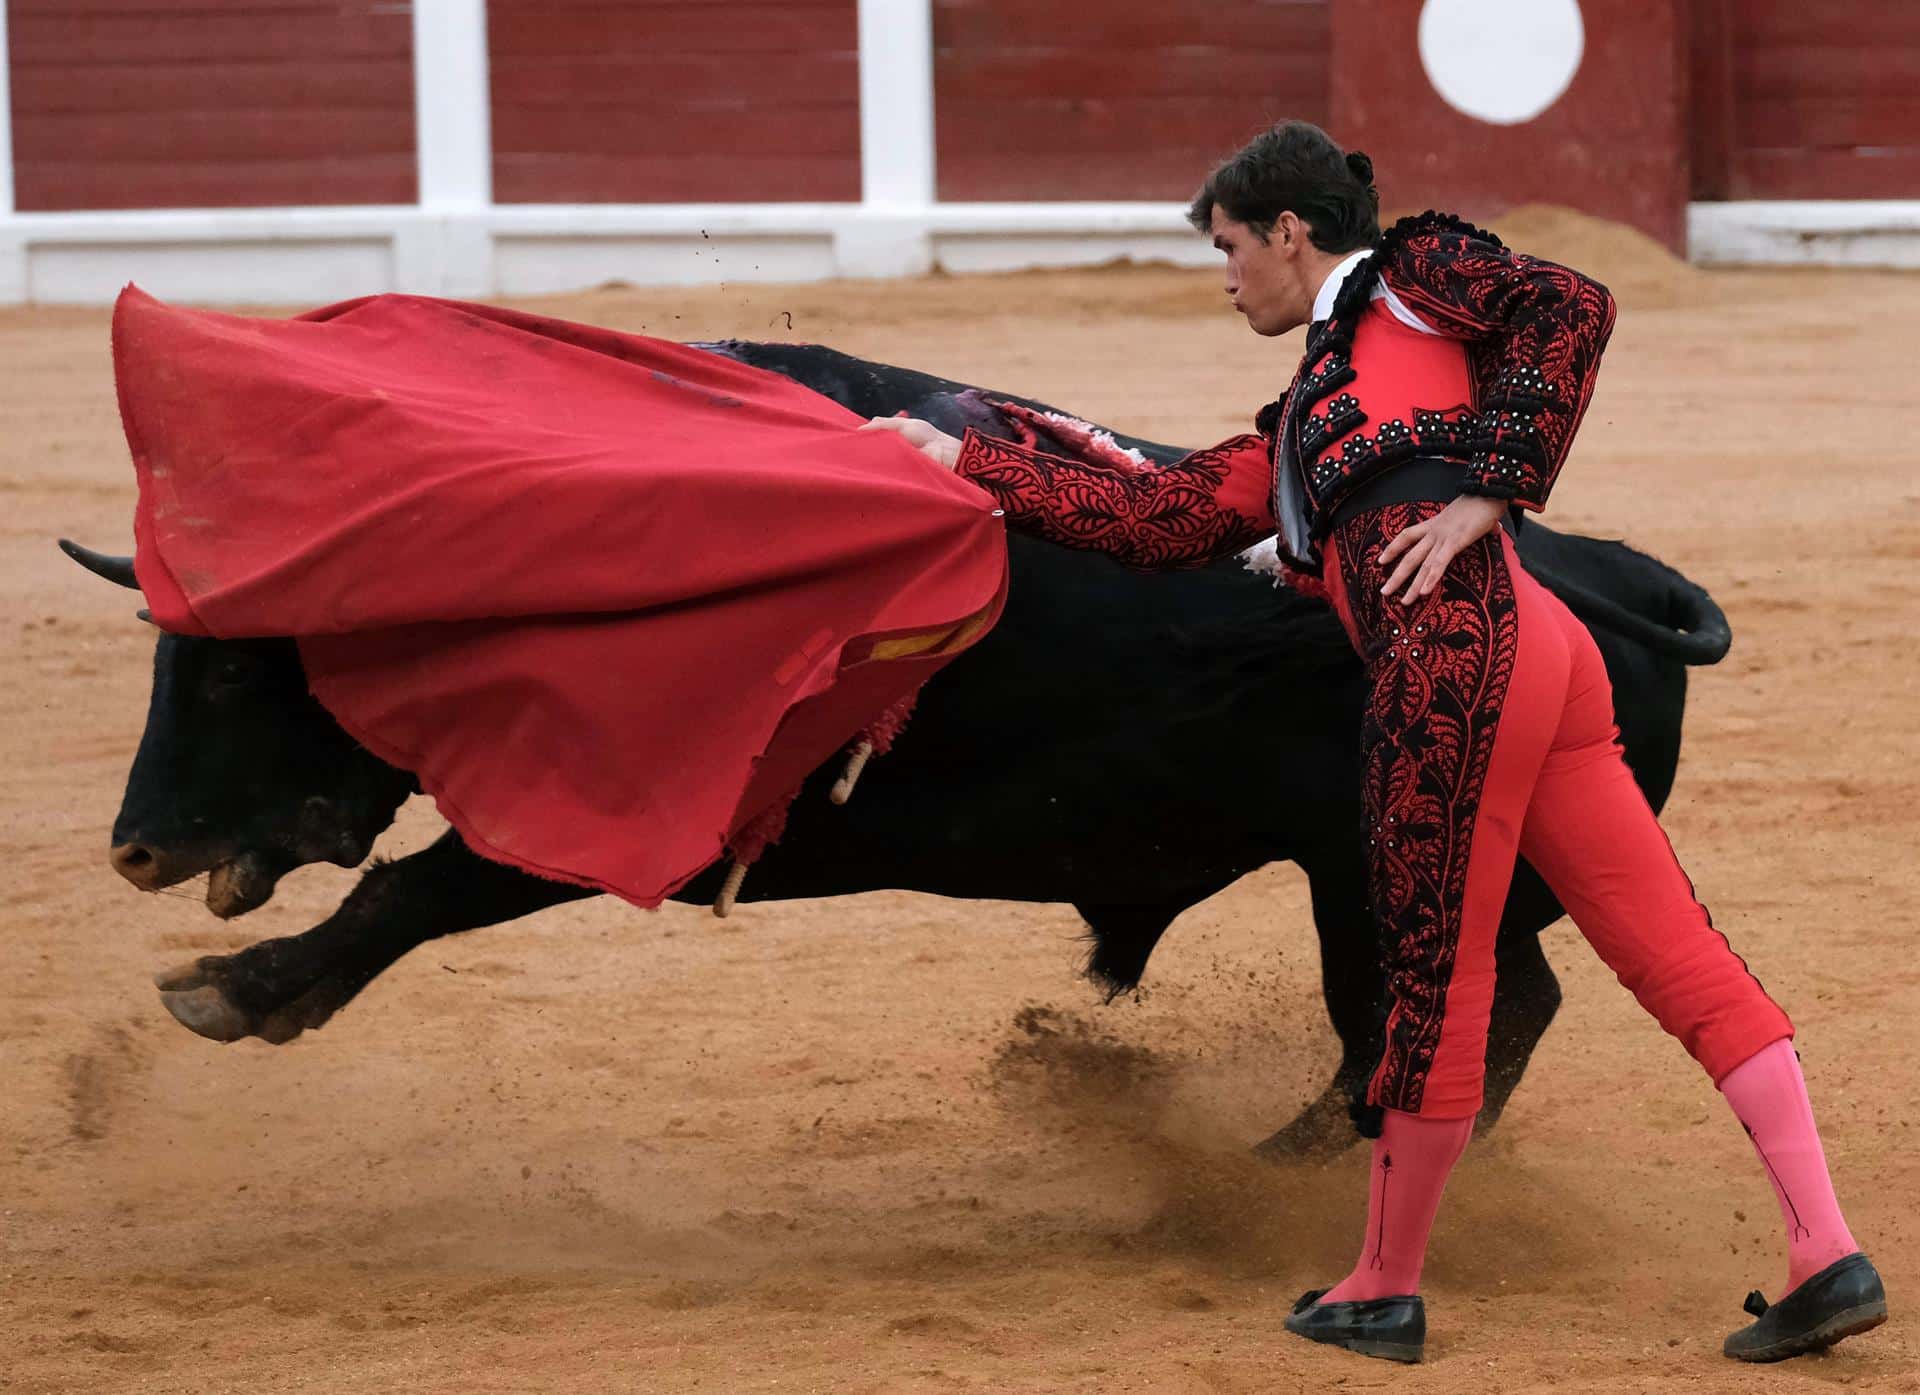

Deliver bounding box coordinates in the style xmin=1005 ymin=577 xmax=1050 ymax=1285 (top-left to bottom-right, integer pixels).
xmin=1475 ymin=204 xmax=1703 ymax=310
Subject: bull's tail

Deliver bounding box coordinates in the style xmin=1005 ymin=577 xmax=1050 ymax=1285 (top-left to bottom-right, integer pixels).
xmin=1526 ymin=553 xmax=1732 ymax=666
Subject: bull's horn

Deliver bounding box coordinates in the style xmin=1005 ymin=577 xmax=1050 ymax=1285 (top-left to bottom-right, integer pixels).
xmin=830 ymin=740 xmax=875 ymax=805
xmin=136 ymin=608 xmax=154 ymax=625
xmin=713 ymin=860 xmax=749 ymax=918
xmin=58 ymin=539 xmax=139 ymax=590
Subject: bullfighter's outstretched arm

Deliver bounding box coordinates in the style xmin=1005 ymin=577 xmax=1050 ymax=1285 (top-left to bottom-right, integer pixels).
xmin=1380 ymin=216 xmax=1617 ymax=511
xmin=951 ymin=427 xmax=1277 ymax=571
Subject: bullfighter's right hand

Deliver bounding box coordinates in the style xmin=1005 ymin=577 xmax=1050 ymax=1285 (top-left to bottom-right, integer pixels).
xmin=858 ymin=415 xmax=962 ymax=470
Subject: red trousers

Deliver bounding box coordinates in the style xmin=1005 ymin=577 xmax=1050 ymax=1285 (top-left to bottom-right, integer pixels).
xmin=1321 ymin=502 xmax=1793 ymax=1118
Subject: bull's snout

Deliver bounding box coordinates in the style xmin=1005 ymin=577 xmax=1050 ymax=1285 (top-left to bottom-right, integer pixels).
xmin=109 ymin=840 xmax=182 ymax=890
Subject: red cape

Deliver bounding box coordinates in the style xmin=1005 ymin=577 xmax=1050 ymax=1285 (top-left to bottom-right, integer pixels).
xmin=114 ymin=288 xmax=1007 ymax=905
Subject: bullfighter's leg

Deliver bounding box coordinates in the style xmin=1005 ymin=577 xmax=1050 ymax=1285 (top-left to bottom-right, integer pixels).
xmin=1289 ymin=510 xmax=1879 ymax=1363
xmin=1285 ymin=504 xmax=1563 ymax=1361
xmin=1510 ymin=585 xmax=1878 ymax=1360
xmin=156 ymin=829 xmax=594 ymax=1044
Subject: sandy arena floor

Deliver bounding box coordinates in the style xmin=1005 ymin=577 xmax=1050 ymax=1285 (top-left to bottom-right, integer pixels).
xmin=5 ymin=212 xmax=1918 ymax=1393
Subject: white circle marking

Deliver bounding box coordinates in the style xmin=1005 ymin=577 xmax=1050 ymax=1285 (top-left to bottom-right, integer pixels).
xmin=1417 ymin=0 xmax=1585 ymax=127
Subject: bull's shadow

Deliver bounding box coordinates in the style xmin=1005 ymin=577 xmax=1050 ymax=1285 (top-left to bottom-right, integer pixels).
xmin=65 ymin=343 xmax=1731 ymax=1157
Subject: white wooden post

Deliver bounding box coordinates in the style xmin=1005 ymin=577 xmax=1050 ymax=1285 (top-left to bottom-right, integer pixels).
xmin=844 ymin=0 xmax=936 ymax=276
xmin=406 ymin=0 xmax=495 ymax=295
xmin=0 ymin=3 xmax=24 ymax=302
xmin=858 ymin=0 xmax=935 ymax=206
xmin=0 ymin=0 xmax=14 ymax=218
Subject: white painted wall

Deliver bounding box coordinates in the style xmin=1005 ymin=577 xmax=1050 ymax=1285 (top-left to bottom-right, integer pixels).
xmin=0 ymin=202 xmax=1210 ymax=306
xmin=0 ymin=0 xmax=1908 ymax=306
xmin=1689 ymin=201 xmax=1920 ymax=270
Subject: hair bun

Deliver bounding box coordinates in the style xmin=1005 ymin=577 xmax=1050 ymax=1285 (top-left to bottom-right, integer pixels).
xmin=1344 ymin=150 xmax=1375 ymax=186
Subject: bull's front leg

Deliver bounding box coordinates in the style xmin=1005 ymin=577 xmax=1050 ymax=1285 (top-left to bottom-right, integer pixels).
xmin=1254 ymin=845 xmax=1382 ymax=1158
xmin=156 ymin=829 xmax=596 ymax=1043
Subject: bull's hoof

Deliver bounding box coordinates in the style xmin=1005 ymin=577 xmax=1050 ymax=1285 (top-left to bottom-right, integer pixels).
xmin=1253 ymin=1083 xmax=1366 ymax=1160
xmin=158 ymin=983 xmax=254 ymax=1043
xmin=152 ymin=956 xmax=343 ymax=1045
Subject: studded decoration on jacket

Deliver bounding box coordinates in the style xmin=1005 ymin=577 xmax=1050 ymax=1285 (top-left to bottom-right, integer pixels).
xmin=1305 ymin=407 xmax=1478 ymax=496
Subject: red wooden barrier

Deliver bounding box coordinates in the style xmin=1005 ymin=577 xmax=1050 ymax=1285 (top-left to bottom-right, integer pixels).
xmin=1721 ymin=0 xmax=1920 ymax=198
xmin=10 ymin=0 xmax=1915 ymax=216
xmin=933 ymin=0 xmax=1330 ymax=201
xmin=487 ymin=0 xmax=860 ymax=204
xmin=9 ymin=0 xmax=416 ymax=211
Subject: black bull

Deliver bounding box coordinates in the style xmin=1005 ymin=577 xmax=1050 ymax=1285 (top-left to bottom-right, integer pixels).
xmin=64 ymin=342 xmax=1732 ymax=1156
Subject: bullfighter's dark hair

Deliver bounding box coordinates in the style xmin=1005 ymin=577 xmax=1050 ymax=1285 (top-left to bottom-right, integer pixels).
xmin=1186 ymin=121 xmax=1381 ymax=253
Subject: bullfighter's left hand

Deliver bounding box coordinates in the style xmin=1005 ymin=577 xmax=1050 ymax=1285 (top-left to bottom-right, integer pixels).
xmin=1376 ymin=494 xmax=1512 ymax=604
xmin=858 ymin=415 xmax=963 ymax=469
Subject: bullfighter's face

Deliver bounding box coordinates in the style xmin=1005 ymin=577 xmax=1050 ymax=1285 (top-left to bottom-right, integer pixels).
xmin=1210 ymin=205 xmax=1314 ymax=339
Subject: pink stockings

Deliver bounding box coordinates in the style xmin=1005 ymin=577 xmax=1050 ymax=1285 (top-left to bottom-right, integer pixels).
xmin=1321 ymin=1109 xmax=1473 ymax=1303
xmin=1719 ymin=1038 xmax=1859 ymax=1292
xmin=1317 ymin=1039 xmax=1859 ymax=1305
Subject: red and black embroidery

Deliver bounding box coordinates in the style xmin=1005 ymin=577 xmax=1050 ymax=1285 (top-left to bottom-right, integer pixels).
xmin=953 ymin=427 xmax=1276 ymax=571
xmin=1377 ymin=214 xmax=1617 ymax=508
xmin=1331 ymin=501 xmax=1519 ymax=1114
xmin=1285 ymin=211 xmax=1614 ymax=527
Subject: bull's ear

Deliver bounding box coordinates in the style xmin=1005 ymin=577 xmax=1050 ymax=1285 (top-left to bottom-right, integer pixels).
xmin=58 ymin=539 xmax=140 ymax=590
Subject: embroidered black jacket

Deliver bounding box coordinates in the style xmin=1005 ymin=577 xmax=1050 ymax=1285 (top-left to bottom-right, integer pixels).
xmin=953 ymin=211 xmax=1617 ymax=576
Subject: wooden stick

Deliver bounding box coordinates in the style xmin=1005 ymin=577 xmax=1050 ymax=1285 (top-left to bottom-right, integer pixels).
xmin=713 ymin=860 xmax=748 ymax=918
xmin=830 ymin=739 xmax=875 ymax=805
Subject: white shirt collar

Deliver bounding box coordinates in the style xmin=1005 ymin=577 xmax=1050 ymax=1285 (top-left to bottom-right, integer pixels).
xmin=1311 ymin=249 xmax=1373 ymax=324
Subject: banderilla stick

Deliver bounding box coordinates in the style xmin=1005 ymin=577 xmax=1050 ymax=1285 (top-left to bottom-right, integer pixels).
xmin=713 ymin=860 xmax=749 ymax=918
xmin=830 ymin=739 xmax=875 ymax=805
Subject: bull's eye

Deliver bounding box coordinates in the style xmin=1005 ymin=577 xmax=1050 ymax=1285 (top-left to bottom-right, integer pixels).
xmin=209 ymin=658 xmax=257 ymax=691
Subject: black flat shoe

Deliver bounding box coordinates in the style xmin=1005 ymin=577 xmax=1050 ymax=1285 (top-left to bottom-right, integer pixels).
xmin=1724 ymin=1252 xmax=1887 ymax=1362
xmin=1283 ymin=1287 xmax=1425 ymax=1364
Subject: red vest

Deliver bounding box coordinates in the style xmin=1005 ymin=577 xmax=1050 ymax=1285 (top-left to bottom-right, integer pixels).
xmin=1294 ymin=297 xmax=1477 ymax=509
